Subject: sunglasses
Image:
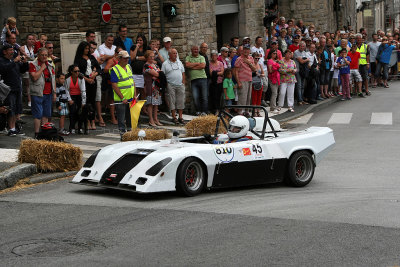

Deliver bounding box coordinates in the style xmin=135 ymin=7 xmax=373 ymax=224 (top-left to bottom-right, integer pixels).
xmin=73 ymin=70 xmax=80 ymax=73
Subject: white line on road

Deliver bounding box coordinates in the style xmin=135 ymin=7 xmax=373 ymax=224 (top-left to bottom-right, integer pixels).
xmin=327 ymin=113 xmax=353 ymax=124
xmin=290 ymin=113 xmax=313 ymax=124
xmin=97 ymin=133 xmax=121 ymax=139
xmin=370 ymin=112 xmax=392 ymax=125
xmin=73 ymin=144 xmax=102 ymax=151
xmin=74 ymin=138 xmax=119 ymax=145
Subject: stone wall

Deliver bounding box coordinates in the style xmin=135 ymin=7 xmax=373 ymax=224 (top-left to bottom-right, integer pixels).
xmin=238 ymin=0 xmax=265 ymax=39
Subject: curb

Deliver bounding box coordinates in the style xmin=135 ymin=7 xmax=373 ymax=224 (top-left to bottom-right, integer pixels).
xmin=275 ymin=97 xmax=341 ymax=123
xmin=0 ymin=163 xmax=37 ymax=190
xmin=28 ymin=171 xmax=78 ymax=184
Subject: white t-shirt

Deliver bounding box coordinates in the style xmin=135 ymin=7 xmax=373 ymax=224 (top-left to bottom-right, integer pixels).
xmin=161 ymin=59 xmax=185 ymax=86
xmin=305 ymin=51 xmax=318 ymax=67
xmin=98 ymin=43 xmax=116 ymax=69
xmin=368 ymin=41 xmax=381 ymax=63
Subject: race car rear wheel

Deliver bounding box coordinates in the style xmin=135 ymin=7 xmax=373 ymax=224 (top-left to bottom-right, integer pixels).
xmin=176 ymin=158 xmax=206 ymax=197
xmin=286 ymin=151 xmax=315 ymax=187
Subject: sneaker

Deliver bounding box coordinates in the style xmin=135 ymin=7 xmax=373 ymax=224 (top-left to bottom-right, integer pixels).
xmin=200 ymin=112 xmax=207 ymax=116
xmin=28 ymin=102 xmax=31 ymax=107
xmin=196 ymin=112 xmax=201 ymax=116
xmin=16 ymin=129 xmax=25 ymax=136
xmin=70 ymin=129 xmax=75 ymax=134
xmin=7 ymin=130 xmax=17 ymax=136
xmin=346 ymin=97 xmax=352 ymax=100
xmin=366 ymin=91 xmax=371 ymax=96
xmin=341 ymin=98 xmax=346 ymax=101
xmin=59 ymin=129 xmax=70 ymax=136
xmin=358 ymin=93 xmax=366 ymax=98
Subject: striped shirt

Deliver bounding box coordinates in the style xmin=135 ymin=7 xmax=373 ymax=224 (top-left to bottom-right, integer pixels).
xmin=234 ymin=56 xmax=254 ymax=82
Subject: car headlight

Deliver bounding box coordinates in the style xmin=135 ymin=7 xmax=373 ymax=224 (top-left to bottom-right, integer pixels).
xmin=83 ymin=149 xmax=100 ymax=168
xmin=145 ymin=157 xmax=172 ymax=176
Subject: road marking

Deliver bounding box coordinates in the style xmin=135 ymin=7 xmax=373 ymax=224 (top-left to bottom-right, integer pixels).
xmin=73 ymin=144 xmax=101 ymax=151
xmin=97 ymin=133 xmax=121 ymax=139
xmin=370 ymin=112 xmax=392 ymax=125
xmin=74 ymin=137 xmax=118 ymax=145
xmin=290 ymin=113 xmax=313 ymax=124
xmin=327 ymin=113 xmax=353 ymax=124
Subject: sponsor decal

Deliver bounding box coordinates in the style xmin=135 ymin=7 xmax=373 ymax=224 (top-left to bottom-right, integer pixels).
xmin=109 ymin=174 xmax=117 ymax=178
xmin=242 ymin=147 xmax=252 ymax=156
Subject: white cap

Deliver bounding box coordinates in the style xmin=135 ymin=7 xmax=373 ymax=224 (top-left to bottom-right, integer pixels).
xmin=163 ymin=37 xmax=172 ymax=43
xmin=118 ymin=50 xmax=130 ymax=58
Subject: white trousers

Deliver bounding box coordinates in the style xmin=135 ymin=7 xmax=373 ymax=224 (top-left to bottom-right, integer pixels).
xmin=278 ymin=82 xmax=295 ymax=108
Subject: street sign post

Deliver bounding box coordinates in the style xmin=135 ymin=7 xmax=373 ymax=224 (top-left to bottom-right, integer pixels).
xmin=101 ymin=2 xmax=112 ymax=23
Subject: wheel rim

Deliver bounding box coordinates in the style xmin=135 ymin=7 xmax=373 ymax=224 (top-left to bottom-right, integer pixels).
xmin=295 ymin=156 xmax=313 ymax=182
xmin=184 ymin=162 xmax=203 ymax=191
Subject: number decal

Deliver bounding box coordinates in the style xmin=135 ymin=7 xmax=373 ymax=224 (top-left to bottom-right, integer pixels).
xmin=252 ymin=144 xmax=262 ymax=153
xmin=214 ymin=146 xmax=234 ymax=162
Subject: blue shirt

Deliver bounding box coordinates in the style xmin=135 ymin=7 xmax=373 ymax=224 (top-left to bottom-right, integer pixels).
xmin=377 ymin=44 xmax=396 ymax=64
xmin=337 ymin=56 xmax=351 ymax=75
xmin=124 ymin=38 xmax=133 ymax=54
xmin=110 ymin=69 xmax=119 ymax=83
xmin=324 ymin=50 xmax=330 ymax=69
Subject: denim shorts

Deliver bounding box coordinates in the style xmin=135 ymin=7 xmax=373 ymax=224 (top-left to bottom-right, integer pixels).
xmin=31 ymin=94 xmax=52 ymax=119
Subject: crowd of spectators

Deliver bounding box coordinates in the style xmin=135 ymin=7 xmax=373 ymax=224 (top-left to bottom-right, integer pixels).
xmin=1 ymin=15 xmax=400 ymax=138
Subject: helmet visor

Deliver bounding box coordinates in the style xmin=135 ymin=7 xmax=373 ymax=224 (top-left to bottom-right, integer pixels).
xmin=229 ymin=125 xmax=243 ymax=133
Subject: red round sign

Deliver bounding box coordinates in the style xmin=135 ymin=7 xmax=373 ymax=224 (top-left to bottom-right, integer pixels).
xmin=101 ymin=2 xmax=112 ymax=23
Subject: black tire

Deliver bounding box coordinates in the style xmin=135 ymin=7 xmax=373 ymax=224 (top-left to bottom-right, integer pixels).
xmin=176 ymin=157 xmax=206 ymax=197
xmin=285 ymin=151 xmax=315 ymax=187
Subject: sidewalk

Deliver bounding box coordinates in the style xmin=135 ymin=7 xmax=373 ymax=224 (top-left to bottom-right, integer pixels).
xmin=0 ymin=96 xmax=340 ymax=190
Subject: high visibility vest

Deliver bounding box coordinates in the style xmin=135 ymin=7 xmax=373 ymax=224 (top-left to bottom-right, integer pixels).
xmin=110 ymin=64 xmax=135 ymax=101
xmin=357 ymin=44 xmax=368 ymax=65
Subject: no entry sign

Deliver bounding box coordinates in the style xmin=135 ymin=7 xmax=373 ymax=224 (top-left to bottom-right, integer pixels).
xmin=101 ymin=2 xmax=112 ymax=23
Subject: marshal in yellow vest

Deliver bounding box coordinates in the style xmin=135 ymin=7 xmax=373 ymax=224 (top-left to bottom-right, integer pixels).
xmin=356 ymin=44 xmax=368 ymax=65
xmin=110 ymin=64 xmax=135 ymax=101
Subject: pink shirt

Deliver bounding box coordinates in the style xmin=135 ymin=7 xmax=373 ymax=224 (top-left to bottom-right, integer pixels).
xmin=265 ymin=49 xmax=283 ymax=60
xmin=267 ymin=59 xmax=281 ymax=85
xmin=234 ymin=56 xmax=255 ymax=82
xmin=209 ymin=61 xmax=224 ymax=84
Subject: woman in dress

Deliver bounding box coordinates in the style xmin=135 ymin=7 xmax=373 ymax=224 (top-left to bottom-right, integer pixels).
xmin=143 ymin=50 xmax=162 ymax=126
xmin=278 ymin=49 xmax=297 ymax=112
xmin=74 ymin=41 xmax=100 ymax=130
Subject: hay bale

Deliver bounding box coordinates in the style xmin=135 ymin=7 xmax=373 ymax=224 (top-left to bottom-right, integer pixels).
xmin=18 ymin=139 xmax=82 ymax=172
xmin=122 ymin=128 xmax=169 ymax=142
xmin=185 ymin=115 xmax=229 ymax=137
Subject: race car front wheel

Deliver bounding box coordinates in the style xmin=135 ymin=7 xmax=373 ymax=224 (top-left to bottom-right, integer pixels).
xmin=176 ymin=158 xmax=206 ymax=197
xmin=286 ymin=151 xmax=315 ymax=187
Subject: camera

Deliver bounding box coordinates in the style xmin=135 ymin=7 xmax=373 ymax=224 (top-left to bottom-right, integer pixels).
xmin=20 ymin=56 xmax=25 ymax=61
xmin=78 ymin=73 xmax=85 ymax=79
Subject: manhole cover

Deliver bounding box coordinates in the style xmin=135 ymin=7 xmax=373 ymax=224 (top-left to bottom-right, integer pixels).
xmin=10 ymin=238 xmax=105 ymax=257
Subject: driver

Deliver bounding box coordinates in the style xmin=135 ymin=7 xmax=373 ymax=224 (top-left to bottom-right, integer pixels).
xmin=227 ymin=115 xmax=251 ymax=142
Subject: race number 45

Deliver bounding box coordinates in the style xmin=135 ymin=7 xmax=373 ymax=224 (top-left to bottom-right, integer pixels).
xmin=252 ymin=144 xmax=262 ymax=153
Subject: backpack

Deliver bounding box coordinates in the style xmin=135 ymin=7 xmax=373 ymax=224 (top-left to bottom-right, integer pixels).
xmin=36 ymin=123 xmax=64 ymax=142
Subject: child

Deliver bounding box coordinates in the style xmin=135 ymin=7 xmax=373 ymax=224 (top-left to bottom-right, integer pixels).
xmin=222 ymin=68 xmax=236 ymax=110
xmin=55 ymin=73 xmax=73 ymax=135
xmin=336 ymin=48 xmax=351 ymax=101
xmin=1 ymin=17 xmax=19 ymax=45
xmin=34 ymin=34 xmax=47 ymax=54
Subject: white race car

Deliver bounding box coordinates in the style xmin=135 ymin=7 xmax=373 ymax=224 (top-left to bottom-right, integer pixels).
xmin=72 ymin=106 xmax=335 ymax=196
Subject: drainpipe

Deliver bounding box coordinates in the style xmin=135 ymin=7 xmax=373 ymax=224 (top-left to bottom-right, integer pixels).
xmin=147 ymin=0 xmax=152 ymax=40
xmin=159 ymin=0 xmax=165 ymax=38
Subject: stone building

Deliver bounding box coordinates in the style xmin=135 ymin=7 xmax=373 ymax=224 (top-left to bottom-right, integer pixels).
xmin=278 ymin=0 xmax=357 ymax=33
xmin=2 ymin=0 xmax=265 ymax=59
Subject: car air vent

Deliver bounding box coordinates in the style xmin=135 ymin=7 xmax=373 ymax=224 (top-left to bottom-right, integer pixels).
xmin=130 ymin=149 xmax=155 ymax=156
xmin=100 ymin=153 xmax=147 ymax=186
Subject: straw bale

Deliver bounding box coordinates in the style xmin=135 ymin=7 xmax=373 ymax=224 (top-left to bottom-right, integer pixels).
xmin=122 ymin=128 xmax=169 ymax=142
xmin=185 ymin=115 xmax=229 ymax=137
xmin=18 ymin=139 xmax=82 ymax=172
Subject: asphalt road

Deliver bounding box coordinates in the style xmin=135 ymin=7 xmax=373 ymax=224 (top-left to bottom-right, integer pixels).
xmin=1 ymin=82 xmax=400 ymax=266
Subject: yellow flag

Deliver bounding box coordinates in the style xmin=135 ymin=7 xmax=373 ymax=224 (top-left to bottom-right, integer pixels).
xmin=130 ymin=100 xmax=146 ymax=129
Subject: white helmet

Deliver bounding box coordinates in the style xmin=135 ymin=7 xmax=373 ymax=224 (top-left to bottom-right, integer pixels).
xmin=228 ymin=115 xmax=250 ymax=139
